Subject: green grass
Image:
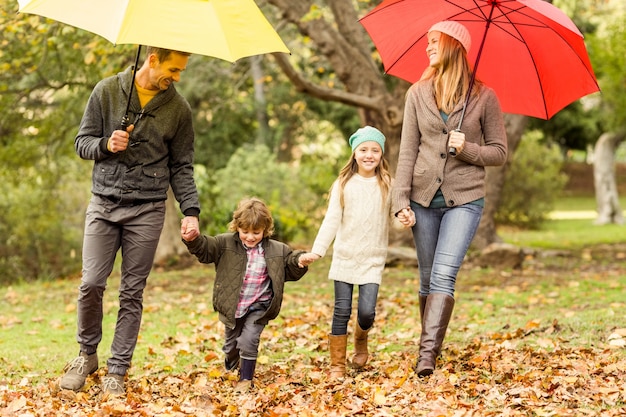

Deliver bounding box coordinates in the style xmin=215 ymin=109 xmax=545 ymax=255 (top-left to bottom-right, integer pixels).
xmin=500 ymin=218 xmax=625 ymax=248
xmin=0 ymin=268 xmax=219 ymax=384
xmin=552 ymin=195 xmax=626 ymax=211
xmin=457 ymin=265 xmax=626 ymax=347
xmin=496 ymin=188 xmax=626 ymax=249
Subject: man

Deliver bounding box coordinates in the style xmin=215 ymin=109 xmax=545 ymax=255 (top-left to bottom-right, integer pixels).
xmin=60 ymin=46 xmax=201 ymax=395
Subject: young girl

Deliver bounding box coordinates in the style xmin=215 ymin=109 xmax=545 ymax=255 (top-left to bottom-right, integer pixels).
xmin=299 ymin=126 xmax=413 ymax=380
xmin=182 ymin=197 xmax=308 ymax=392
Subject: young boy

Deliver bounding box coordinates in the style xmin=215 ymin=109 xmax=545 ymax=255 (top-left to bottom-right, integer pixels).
xmin=181 ymin=197 xmax=308 ymax=392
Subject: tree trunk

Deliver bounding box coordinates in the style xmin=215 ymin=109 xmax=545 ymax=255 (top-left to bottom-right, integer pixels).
xmin=593 ymin=131 xmax=626 ymax=225
xmin=154 ymin=187 xmax=187 ymax=265
xmin=472 ymin=114 xmax=528 ymax=249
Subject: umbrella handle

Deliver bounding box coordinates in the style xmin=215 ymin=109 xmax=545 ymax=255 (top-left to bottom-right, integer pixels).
xmin=121 ymin=46 xmax=143 ymax=131
xmin=120 ymin=114 xmax=130 ymax=130
xmin=450 ymin=5 xmax=493 ymax=157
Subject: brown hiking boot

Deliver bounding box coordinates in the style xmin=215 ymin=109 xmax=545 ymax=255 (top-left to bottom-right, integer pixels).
xmin=102 ymin=373 xmax=125 ymax=396
xmin=59 ymin=352 xmax=98 ymax=391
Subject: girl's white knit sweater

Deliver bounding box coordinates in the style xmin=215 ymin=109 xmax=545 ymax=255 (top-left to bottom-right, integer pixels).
xmin=311 ymin=174 xmax=396 ymax=285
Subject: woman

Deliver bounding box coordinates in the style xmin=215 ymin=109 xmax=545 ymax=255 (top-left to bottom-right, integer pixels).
xmin=393 ymin=21 xmax=507 ymax=377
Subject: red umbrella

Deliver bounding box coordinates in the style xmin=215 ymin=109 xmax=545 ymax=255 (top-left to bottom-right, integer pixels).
xmin=359 ymin=0 xmax=600 ymax=121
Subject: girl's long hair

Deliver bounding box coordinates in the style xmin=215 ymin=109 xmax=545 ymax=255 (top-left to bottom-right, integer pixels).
xmin=331 ymin=152 xmax=391 ymax=209
xmin=420 ymin=33 xmax=481 ymax=113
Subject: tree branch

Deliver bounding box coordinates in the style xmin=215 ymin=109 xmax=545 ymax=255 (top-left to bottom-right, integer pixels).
xmin=271 ymin=52 xmax=382 ymax=111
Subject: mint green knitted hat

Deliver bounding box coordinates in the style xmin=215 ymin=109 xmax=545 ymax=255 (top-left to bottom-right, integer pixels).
xmin=348 ymin=126 xmax=386 ymax=153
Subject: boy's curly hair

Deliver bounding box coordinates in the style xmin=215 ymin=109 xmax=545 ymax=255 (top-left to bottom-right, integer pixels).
xmin=228 ymin=197 xmax=275 ymax=238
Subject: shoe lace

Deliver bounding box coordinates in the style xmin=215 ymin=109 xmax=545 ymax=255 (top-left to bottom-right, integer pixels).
xmin=102 ymin=376 xmax=123 ymax=392
xmin=64 ymin=356 xmax=86 ymax=374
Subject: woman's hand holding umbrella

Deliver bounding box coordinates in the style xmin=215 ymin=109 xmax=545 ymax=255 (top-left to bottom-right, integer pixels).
xmin=448 ymin=130 xmax=465 ymax=156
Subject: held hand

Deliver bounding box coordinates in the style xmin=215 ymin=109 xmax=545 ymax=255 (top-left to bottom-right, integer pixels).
xmin=107 ymin=124 xmax=134 ymax=153
xmin=180 ymin=216 xmax=200 ymax=242
xmin=397 ymin=207 xmax=415 ymax=228
xmin=298 ymin=253 xmax=321 ymax=268
xmin=448 ymin=130 xmax=465 ymax=155
xmin=406 ymin=209 xmax=416 ymax=228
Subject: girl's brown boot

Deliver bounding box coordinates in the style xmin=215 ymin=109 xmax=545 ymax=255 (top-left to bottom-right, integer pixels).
xmin=352 ymin=323 xmax=370 ymax=368
xmin=328 ymin=333 xmax=348 ymax=380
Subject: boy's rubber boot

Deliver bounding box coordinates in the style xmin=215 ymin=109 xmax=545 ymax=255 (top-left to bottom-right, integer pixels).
xmin=235 ymin=359 xmax=256 ymax=393
xmin=328 ymin=333 xmax=348 ymax=380
xmin=415 ymin=293 xmax=455 ymax=377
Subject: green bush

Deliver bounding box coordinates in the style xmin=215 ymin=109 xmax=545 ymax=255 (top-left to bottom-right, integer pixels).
xmin=495 ymin=130 xmax=568 ymax=229
xmin=199 ymin=143 xmax=332 ymax=243
xmin=0 ymin=163 xmax=87 ymax=284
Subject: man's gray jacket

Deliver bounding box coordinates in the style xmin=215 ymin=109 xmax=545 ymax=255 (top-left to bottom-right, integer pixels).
xmin=75 ymin=66 xmax=200 ymax=216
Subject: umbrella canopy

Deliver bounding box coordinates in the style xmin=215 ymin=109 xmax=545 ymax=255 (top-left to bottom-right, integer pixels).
xmin=359 ymin=0 xmax=600 ymax=120
xmin=17 ymin=0 xmax=289 ymax=62
xmin=18 ymin=0 xmax=290 ymax=128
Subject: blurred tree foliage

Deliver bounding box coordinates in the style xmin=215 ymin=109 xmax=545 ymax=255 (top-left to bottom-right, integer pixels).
xmin=0 ymin=0 xmax=356 ymax=283
xmin=0 ymin=2 xmax=132 ymax=282
xmin=528 ymin=101 xmax=601 ymax=156
xmin=1 ymin=0 xmax=622 ymax=283
xmin=178 ymin=54 xmax=358 ymax=234
xmin=586 ymin=8 xmax=626 ymax=133
xmin=495 ymin=130 xmax=568 ymax=229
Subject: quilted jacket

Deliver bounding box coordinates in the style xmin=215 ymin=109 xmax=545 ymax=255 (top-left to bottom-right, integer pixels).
xmin=184 ymin=232 xmax=308 ymax=329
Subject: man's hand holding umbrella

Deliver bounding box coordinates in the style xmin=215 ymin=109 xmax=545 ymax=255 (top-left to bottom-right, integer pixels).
xmin=106 ymin=125 xmax=134 ymax=153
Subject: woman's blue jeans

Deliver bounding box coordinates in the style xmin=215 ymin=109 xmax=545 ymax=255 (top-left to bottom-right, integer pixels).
xmin=331 ymin=281 xmax=379 ymax=335
xmin=410 ymin=201 xmax=483 ymax=298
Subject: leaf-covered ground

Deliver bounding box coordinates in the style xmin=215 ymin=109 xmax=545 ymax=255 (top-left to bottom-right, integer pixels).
xmin=4 ymin=342 xmax=625 ymax=417
xmin=1 ymin=244 xmax=625 ymax=416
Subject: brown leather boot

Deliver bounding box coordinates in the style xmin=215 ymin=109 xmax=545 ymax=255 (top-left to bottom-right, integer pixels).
xmin=352 ymin=323 xmax=370 ymax=368
xmin=415 ymin=293 xmax=455 ymax=377
xmin=328 ymin=333 xmax=347 ymax=380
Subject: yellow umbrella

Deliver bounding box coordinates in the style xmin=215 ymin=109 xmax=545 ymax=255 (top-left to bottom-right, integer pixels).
xmin=17 ymin=0 xmax=289 ymax=127
xmin=17 ymin=0 xmax=290 ymax=62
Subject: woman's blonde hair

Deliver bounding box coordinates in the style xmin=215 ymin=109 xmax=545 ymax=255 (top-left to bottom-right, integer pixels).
xmin=228 ymin=197 xmax=274 ymax=237
xmin=420 ymin=33 xmax=481 ymax=113
xmin=332 ymin=150 xmax=392 ymax=209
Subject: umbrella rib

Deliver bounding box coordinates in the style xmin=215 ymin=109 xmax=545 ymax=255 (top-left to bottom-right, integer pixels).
xmin=495 ymin=2 xmax=598 ymax=118
xmin=457 ymin=0 xmax=496 ymax=129
xmin=492 ymin=3 xmax=546 ymax=43
xmin=491 ymin=2 xmax=549 ymax=118
xmin=440 ymin=0 xmax=491 ymax=31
